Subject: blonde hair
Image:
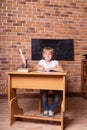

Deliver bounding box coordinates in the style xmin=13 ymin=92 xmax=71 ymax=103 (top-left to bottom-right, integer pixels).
xmin=42 ymin=46 xmax=54 ymax=58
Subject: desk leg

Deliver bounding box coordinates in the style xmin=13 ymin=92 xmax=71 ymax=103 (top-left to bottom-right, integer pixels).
xmin=9 ymin=97 xmax=23 ymax=126
xmin=61 ymin=101 xmax=64 ymax=130
xmin=8 ymin=75 xmax=17 ymax=103
xmin=61 ymin=112 xmax=64 ymax=130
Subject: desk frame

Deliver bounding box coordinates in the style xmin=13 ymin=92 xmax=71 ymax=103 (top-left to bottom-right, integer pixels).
xmin=8 ymin=72 xmax=66 ymax=130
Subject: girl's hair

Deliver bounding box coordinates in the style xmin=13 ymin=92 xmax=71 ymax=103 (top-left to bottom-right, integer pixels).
xmin=42 ymin=46 xmax=54 ymax=58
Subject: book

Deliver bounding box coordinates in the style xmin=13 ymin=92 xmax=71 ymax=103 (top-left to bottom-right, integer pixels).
xmin=48 ymin=70 xmax=64 ymax=72
xmin=17 ymin=68 xmax=29 ymax=72
xmin=35 ymin=70 xmax=64 ymax=72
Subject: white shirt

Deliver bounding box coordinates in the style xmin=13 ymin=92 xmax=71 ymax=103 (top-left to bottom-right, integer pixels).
xmin=39 ymin=59 xmax=58 ymax=69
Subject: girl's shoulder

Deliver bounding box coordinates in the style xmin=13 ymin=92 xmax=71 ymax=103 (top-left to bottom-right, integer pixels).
xmin=51 ymin=60 xmax=58 ymax=64
xmin=39 ymin=59 xmax=45 ymax=64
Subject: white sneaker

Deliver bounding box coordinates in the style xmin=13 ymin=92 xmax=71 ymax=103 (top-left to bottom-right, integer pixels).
xmin=43 ymin=110 xmax=49 ymax=116
xmin=48 ymin=110 xmax=54 ymax=117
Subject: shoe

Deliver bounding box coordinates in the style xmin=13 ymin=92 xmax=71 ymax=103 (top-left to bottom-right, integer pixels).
xmin=48 ymin=110 xmax=54 ymax=117
xmin=43 ymin=110 xmax=49 ymax=116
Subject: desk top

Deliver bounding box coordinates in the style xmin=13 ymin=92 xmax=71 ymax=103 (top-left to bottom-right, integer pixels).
xmin=7 ymin=71 xmax=66 ymax=76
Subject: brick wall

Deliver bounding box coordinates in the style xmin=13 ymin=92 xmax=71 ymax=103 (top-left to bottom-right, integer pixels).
xmin=0 ymin=0 xmax=87 ymax=94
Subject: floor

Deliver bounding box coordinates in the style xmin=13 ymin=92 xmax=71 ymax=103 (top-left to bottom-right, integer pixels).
xmin=0 ymin=97 xmax=87 ymax=130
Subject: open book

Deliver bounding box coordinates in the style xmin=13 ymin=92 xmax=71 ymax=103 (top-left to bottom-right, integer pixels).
xmin=36 ymin=70 xmax=64 ymax=72
xmin=48 ymin=70 xmax=64 ymax=72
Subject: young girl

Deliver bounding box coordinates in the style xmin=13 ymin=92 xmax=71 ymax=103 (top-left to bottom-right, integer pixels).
xmin=36 ymin=47 xmax=63 ymax=117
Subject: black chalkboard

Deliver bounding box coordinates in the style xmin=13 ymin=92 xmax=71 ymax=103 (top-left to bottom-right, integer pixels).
xmin=31 ymin=39 xmax=74 ymax=60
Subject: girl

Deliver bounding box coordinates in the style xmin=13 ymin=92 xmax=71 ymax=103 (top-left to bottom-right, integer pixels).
xmin=36 ymin=47 xmax=63 ymax=117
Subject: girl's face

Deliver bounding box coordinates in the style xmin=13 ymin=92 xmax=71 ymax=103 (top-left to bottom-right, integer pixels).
xmin=43 ymin=51 xmax=53 ymax=61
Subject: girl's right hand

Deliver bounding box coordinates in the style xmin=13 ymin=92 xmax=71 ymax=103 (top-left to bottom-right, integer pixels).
xmin=38 ymin=66 xmax=44 ymax=71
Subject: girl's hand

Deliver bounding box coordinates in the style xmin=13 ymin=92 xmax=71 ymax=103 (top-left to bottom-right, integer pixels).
xmin=44 ymin=68 xmax=51 ymax=72
xmin=38 ymin=66 xmax=44 ymax=71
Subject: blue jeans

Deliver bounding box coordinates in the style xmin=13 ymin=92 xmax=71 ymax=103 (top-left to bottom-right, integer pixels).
xmin=41 ymin=90 xmax=61 ymax=112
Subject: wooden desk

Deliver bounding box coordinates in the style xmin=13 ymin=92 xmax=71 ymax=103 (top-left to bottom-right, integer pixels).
xmin=8 ymin=71 xmax=66 ymax=130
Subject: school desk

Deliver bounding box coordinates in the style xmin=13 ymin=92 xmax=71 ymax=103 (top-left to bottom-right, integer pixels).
xmin=8 ymin=71 xmax=66 ymax=130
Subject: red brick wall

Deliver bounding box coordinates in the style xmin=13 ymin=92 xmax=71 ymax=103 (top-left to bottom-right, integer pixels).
xmin=0 ymin=0 xmax=87 ymax=94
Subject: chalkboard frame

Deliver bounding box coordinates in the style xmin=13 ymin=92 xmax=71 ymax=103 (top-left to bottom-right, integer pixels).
xmin=31 ymin=39 xmax=74 ymax=61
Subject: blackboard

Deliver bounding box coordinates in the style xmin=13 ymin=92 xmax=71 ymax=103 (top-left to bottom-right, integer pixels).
xmin=31 ymin=39 xmax=74 ymax=60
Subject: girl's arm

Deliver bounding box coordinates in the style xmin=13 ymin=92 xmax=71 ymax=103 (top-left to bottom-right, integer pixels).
xmin=54 ymin=64 xmax=63 ymax=71
xmin=46 ymin=64 xmax=63 ymax=72
xmin=34 ymin=64 xmax=44 ymax=71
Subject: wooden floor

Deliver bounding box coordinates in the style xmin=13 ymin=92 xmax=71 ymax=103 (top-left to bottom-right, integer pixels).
xmin=0 ymin=97 xmax=87 ymax=130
